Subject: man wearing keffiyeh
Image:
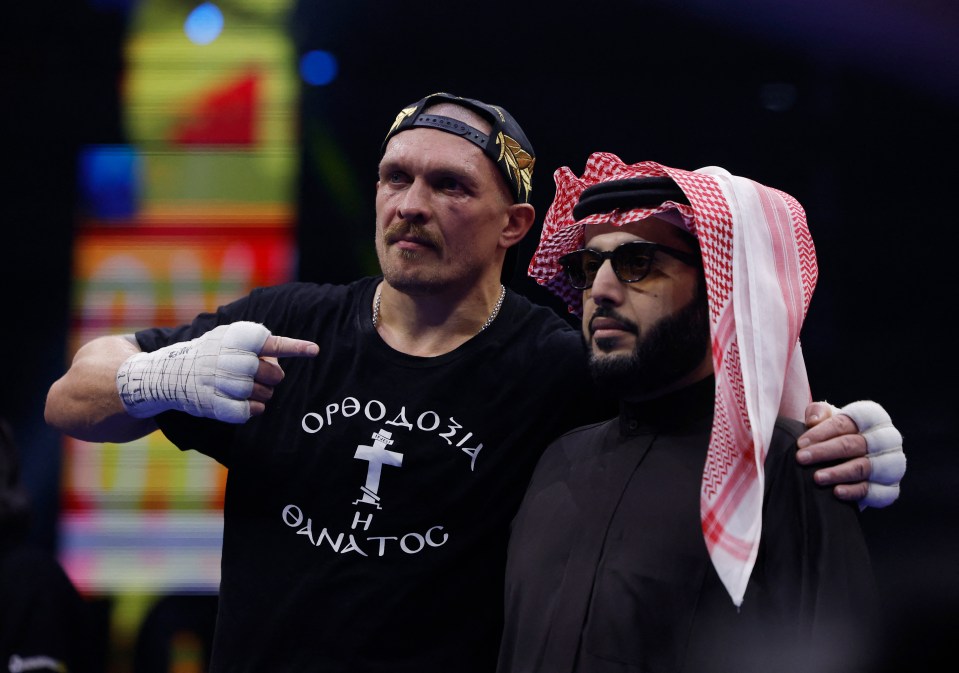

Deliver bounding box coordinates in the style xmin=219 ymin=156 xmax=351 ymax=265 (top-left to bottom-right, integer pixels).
xmin=498 ymin=153 xmax=890 ymax=673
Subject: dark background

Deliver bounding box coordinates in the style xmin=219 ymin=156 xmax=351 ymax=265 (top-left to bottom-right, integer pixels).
xmin=2 ymin=0 xmax=956 ymax=670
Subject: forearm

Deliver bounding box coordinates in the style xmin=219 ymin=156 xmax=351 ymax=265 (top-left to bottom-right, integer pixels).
xmin=45 ymin=335 xmax=158 ymax=443
xmin=46 ymin=322 xmax=317 ymax=441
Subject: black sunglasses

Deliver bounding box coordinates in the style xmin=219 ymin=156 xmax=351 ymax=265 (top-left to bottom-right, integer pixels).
xmin=558 ymin=240 xmax=700 ymax=290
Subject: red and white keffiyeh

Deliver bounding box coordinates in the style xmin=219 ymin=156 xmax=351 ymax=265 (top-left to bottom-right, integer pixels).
xmin=530 ymin=152 xmax=817 ymax=606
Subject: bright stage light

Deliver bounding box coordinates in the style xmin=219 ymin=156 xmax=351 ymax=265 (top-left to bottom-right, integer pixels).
xmin=185 ymin=2 xmax=224 ymax=45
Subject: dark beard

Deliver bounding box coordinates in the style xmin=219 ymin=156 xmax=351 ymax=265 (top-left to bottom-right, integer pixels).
xmin=587 ymin=291 xmax=710 ymax=399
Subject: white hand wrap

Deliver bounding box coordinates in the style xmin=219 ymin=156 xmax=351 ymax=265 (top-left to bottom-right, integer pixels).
xmin=116 ymin=322 xmax=271 ymax=424
xmin=833 ymin=400 xmax=907 ymax=508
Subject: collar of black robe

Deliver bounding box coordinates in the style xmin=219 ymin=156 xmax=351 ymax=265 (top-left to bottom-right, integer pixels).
xmin=618 ymin=375 xmax=715 ymax=437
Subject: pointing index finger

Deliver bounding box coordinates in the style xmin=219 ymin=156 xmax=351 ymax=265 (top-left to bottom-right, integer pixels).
xmin=259 ymin=334 xmax=319 ymax=358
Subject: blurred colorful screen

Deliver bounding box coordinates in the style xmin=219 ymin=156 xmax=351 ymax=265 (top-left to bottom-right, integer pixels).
xmin=59 ymin=0 xmax=297 ymax=596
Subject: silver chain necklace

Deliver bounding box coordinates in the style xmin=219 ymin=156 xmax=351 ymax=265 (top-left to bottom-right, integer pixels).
xmin=372 ymin=284 xmax=506 ymax=334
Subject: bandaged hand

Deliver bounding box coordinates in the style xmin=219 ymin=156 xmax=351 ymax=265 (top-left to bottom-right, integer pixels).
xmin=834 ymin=400 xmax=906 ymax=508
xmin=116 ymin=322 xmax=319 ymax=423
xmin=798 ymin=400 xmax=906 ymax=509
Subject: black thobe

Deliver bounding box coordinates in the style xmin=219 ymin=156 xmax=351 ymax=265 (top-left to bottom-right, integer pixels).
xmin=499 ymin=377 xmax=879 ymax=673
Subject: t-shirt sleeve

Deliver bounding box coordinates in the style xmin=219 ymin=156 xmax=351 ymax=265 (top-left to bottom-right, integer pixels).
xmin=135 ymin=290 xmax=263 ymax=353
xmin=129 ymin=282 xmax=346 ymax=466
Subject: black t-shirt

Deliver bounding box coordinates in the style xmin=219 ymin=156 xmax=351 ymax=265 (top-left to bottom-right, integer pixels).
xmin=136 ymin=277 xmax=612 ymax=673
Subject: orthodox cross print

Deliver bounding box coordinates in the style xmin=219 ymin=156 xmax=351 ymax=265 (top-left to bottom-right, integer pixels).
xmin=353 ymin=429 xmax=404 ymax=509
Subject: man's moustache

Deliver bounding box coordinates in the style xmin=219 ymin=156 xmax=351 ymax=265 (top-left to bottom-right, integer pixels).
xmin=384 ymin=222 xmax=441 ymax=248
xmin=588 ymin=306 xmax=638 ymax=335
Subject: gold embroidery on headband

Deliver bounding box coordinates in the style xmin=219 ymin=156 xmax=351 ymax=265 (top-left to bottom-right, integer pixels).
xmin=489 ymin=105 xmax=508 ymax=122
xmin=386 ymin=106 xmax=418 ymax=137
xmin=497 ymin=132 xmax=535 ymax=200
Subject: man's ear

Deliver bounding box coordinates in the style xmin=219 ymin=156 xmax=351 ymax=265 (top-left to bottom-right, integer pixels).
xmin=500 ymin=202 xmax=536 ymax=249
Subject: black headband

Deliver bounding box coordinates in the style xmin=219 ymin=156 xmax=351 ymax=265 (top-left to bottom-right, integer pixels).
xmin=381 ymin=92 xmax=536 ymax=204
xmin=573 ymin=177 xmax=689 ymax=221
xmin=406 ymin=114 xmax=490 ymax=150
